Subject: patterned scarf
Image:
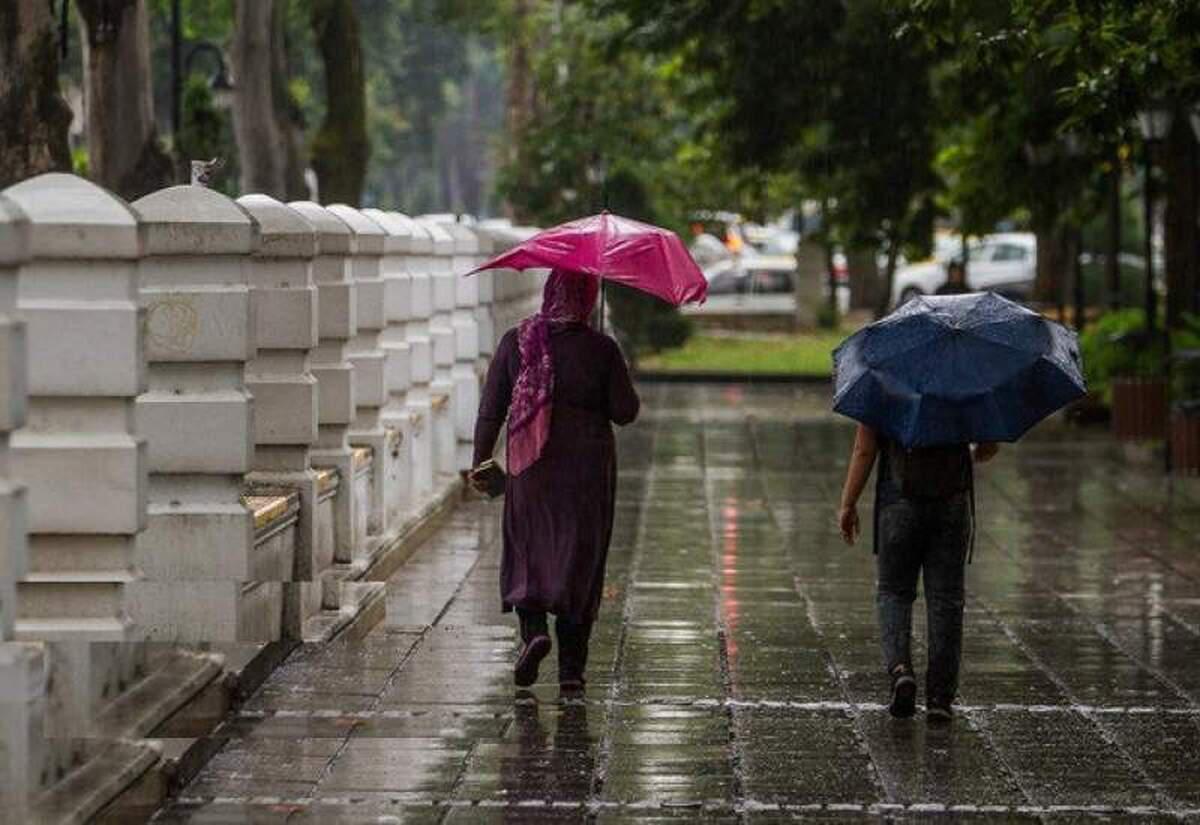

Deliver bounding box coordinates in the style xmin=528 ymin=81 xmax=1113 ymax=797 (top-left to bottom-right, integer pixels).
xmin=507 ymin=268 xmax=601 ymax=476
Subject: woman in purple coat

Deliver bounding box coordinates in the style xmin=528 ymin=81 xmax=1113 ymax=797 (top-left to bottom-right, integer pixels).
xmin=471 ymin=269 xmax=640 ymax=691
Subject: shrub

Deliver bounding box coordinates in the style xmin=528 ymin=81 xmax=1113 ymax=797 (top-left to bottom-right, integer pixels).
xmin=1079 ymin=310 xmax=1200 ymax=404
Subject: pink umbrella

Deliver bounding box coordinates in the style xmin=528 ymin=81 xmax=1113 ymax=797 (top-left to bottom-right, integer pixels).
xmin=467 ymin=212 xmax=707 ymax=306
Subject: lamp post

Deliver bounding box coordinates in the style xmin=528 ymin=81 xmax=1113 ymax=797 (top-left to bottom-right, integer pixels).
xmin=1191 ymin=103 xmax=1200 ymax=317
xmin=1136 ymin=104 xmax=1171 ymax=332
xmin=185 ymin=42 xmax=235 ymax=109
xmin=170 ymin=1 xmax=236 ymax=139
xmin=1137 ymin=103 xmax=1174 ymax=473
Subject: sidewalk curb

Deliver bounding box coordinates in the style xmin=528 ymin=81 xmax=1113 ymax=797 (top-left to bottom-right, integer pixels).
xmin=635 ymin=370 xmax=833 ymax=385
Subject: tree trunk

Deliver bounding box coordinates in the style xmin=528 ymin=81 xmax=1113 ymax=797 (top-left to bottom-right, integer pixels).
xmin=0 ymin=0 xmax=72 ymax=187
xmin=1164 ymin=111 xmax=1198 ymax=328
xmin=231 ymin=0 xmax=306 ymax=199
xmin=310 ymin=0 xmax=368 ymax=206
xmin=76 ymin=0 xmax=173 ymax=200
xmin=273 ymin=0 xmax=307 ymax=201
xmin=1033 ymin=223 xmax=1071 ymax=305
xmin=875 ymin=237 xmax=899 ymax=319
xmin=1105 ymin=159 xmax=1122 ymax=310
xmin=847 ymin=247 xmax=879 ymax=310
xmin=505 ymin=0 xmax=534 ymax=221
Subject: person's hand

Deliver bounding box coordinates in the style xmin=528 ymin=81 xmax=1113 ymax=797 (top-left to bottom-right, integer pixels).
xmin=973 ymin=443 xmax=999 ymax=463
xmin=468 ymin=468 xmax=490 ymax=494
xmin=838 ymin=505 xmax=860 ymax=546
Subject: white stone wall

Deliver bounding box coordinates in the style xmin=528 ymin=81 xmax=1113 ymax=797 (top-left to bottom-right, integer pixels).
xmin=0 ymin=172 xmax=547 ymax=820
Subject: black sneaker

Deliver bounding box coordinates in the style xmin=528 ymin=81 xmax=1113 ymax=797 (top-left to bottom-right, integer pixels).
xmin=888 ymin=665 xmax=917 ymax=718
xmin=926 ymin=696 xmax=954 ymax=723
xmin=514 ymin=634 xmax=552 ymax=687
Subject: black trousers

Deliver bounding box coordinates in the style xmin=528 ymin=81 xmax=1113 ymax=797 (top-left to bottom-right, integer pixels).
xmin=517 ymin=608 xmax=593 ymax=683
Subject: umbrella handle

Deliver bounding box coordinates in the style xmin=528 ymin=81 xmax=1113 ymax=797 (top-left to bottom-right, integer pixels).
xmin=600 ymin=279 xmax=606 ymax=332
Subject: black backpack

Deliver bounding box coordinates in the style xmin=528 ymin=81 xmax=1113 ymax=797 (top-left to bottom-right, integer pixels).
xmin=886 ymin=441 xmax=972 ymax=500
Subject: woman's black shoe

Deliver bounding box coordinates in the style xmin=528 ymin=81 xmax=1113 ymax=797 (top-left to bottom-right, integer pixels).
xmin=889 ymin=664 xmax=917 ymax=718
xmin=514 ymin=634 xmax=552 ymax=687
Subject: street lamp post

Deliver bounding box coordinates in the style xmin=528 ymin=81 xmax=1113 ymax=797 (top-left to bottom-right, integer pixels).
xmin=169 ymin=0 xmax=235 ymax=141
xmin=1137 ymin=104 xmax=1174 ymax=473
xmin=1136 ymin=105 xmax=1171 ymax=332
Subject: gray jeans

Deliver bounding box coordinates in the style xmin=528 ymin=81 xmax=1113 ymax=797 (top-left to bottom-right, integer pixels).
xmin=876 ymin=493 xmax=971 ymax=701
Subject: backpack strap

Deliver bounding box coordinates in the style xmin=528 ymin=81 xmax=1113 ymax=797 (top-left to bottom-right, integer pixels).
xmin=967 ymin=466 xmax=976 ymax=564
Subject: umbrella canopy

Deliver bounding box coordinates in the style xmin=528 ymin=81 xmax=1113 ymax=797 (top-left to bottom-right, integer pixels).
xmin=467 ymin=212 xmax=707 ymax=306
xmin=833 ymin=292 xmax=1086 ymax=447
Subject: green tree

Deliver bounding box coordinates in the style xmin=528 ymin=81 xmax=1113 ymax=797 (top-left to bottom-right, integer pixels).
xmin=603 ymin=0 xmax=940 ymax=317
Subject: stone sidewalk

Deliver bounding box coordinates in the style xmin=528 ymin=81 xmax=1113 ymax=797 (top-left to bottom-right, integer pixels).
xmin=153 ymin=384 xmax=1200 ymax=823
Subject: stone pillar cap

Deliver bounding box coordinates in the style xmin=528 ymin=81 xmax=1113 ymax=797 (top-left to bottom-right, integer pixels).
xmin=0 ymin=195 xmax=30 ymax=266
xmin=471 ymin=221 xmax=537 ymax=253
xmin=395 ymin=214 xmax=434 ymax=255
xmin=288 ymin=200 xmax=354 ymax=256
xmin=439 ymin=222 xmax=480 ymax=256
xmin=133 ymin=185 xmax=257 ymax=255
xmin=360 ymin=208 xmax=414 ymax=255
xmin=326 ymin=204 xmax=386 ymax=256
xmin=416 ymin=218 xmax=455 ymax=254
xmin=237 ymin=194 xmax=318 ymax=258
xmin=3 ymin=173 xmax=140 ymax=259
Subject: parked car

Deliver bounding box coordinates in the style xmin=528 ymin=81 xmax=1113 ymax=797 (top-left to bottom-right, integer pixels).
xmin=702 ymin=254 xmax=850 ymax=312
xmin=890 ymin=232 xmax=1036 ymax=307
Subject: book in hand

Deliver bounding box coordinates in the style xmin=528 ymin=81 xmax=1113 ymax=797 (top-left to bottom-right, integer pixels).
xmin=469 ymin=459 xmax=507 ymax=498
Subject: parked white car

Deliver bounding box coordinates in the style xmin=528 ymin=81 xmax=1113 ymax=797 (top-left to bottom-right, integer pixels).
xmin=701 ymin=254 xmax=850 ymax=314
xmin=890 ymin=233 xmax=1037 ymax=307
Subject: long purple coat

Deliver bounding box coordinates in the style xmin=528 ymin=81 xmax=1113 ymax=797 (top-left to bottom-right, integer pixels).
xmin=473 ymin=322 xmax=639 ymax=623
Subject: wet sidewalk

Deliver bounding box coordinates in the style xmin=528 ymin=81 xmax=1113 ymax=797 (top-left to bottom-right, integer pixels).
xmin=155 ymin=384 xmax=1200 ymax=823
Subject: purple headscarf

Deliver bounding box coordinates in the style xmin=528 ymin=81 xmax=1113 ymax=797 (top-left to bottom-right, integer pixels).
xmin=507 ymin=268 xmax=601 ymax=476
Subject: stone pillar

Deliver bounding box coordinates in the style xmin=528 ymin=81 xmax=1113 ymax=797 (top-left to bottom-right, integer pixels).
xmin=236 ymin=195 xmax=323 ymax=633
xmin=403 ymin=221 xmax=436 ymax=501
xmin=0 ymin=196 xmax=44 ymax=823
xmin=437 ymin=222 xmax=482 ymax=470
xmin=3 ymin=173 xmax=145 ymax=641
xmin=129 ymin=185 xmax=265 ymax=642
xmin=0 ymin=196 xmax=28 ymax=641
xmin=287 ymin=201 xmax=358 ymax=572
xmin=362 ymin=209 xmax=415 ymax=527
xmin=419 ymin=219 xmax=459 ymax=478
xmin=472 ymin=226 xmax=497 ymax=366
xmin=326 ymin=205 xmax=390 ymax=555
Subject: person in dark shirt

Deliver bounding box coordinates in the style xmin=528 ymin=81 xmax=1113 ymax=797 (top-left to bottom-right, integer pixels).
xmin=838 ymin=424 xmax=998 ymax=721
xmin=472 ymin=269 xmax=640 ymax=693
xmin=935 ymin=260 xmax=971 ymax=295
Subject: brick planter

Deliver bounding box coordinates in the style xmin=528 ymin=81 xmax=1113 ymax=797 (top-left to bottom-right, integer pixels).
xmin=1111 ymin=377 xmax=1168 ymax=441
xmin=1170 ymin=403 xmax=1200 ymax=475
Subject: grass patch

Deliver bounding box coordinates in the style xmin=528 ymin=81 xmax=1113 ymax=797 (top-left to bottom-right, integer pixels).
xmin=639 ymin=332 xmax=850 ymax=376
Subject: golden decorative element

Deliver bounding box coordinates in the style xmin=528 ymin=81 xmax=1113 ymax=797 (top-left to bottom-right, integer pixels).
xmin=431 ymin=392 xmax=450 ymax=411
xmin=242 ymin=495 xmax=291 ymax=530
xmin=352 ymin=446 xmax=373 ymax=469
xmin=315 ymin=468 xmax=339 ymax=494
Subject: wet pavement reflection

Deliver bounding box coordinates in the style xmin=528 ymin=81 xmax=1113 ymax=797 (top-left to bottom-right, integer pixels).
xmin=154 ymin=384 xmax=1200 ymax=823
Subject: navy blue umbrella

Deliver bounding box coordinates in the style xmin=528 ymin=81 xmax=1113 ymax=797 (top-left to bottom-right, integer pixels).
xmin=832 ymin=292 xmax=1086 ymax=447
